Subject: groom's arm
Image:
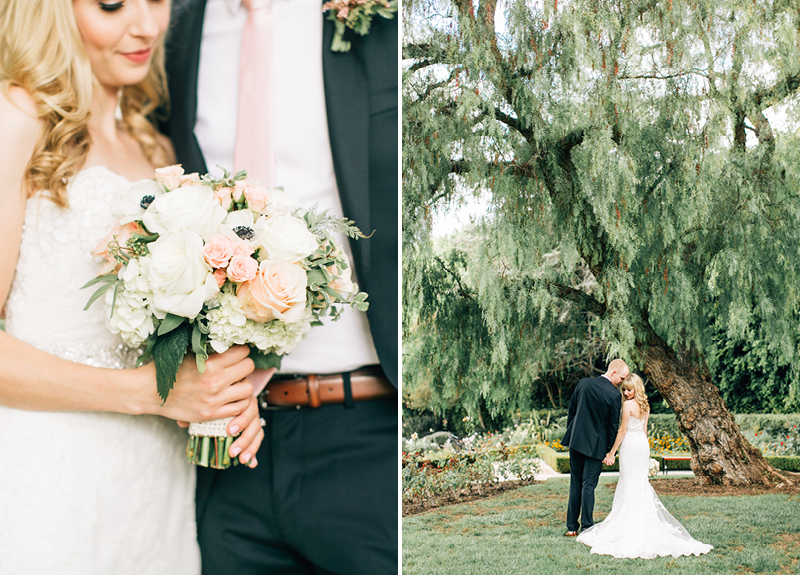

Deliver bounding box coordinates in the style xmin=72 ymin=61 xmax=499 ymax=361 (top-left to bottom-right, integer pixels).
xmin=566 ymin=381 xmax=579 ymax=428
xmin=607 ymin=399 xmax=621 ymax=452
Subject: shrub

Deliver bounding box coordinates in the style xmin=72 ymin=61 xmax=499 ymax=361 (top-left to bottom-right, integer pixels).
xmin=402 ymin=436 xmax=540 ymax=503
xmin=765 ymin=456 xmax=800 ymax=473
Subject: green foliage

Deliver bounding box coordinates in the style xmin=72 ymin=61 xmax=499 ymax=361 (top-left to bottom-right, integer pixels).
xmin=403 ymin=0 xmax=800 ymax=422
xmin=153 ymin=323 xmax=190 ymax=403
xmin=708 ymin=316 xmax=800 ymax=413
xmin=765 ymin=455 xmax=800 ymax=472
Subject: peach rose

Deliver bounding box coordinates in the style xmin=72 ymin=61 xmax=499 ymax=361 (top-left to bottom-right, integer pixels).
xmin=328 ymin=260 xmax=355 ymax=295
xmin=213 ymin=186 xmax=234 ymax=211
xmin=92 ymin=221 xmax=143 ymax=275
xmin=237 ymin=258 xmax=307 ymax=323
xmin=226 ymin=254 xmax=258 ymax=283
xmin=179 ymin=172 xmax=203 ymax=187
xmin=203 ymin=234 xmax=235 ymax=268
xmin=213 ymin=268 xmax=228 ymax=287
xmin=236 ymin=181 xmax=272 ymax=213
xmin=232 ymin=240 xmax=255 ymax=258
xmin=154 ymin=164 xmax=185 ymax=191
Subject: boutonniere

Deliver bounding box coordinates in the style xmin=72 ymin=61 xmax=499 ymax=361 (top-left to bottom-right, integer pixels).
xmin=321 ymin=0 xmax=398 ymax=53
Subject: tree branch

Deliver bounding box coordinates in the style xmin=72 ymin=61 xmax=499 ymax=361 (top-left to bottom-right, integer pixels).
xmin=544 ymin=281 xmax=607 ymax=317
xmin=436 ymin=257 xmax=473 ymax=299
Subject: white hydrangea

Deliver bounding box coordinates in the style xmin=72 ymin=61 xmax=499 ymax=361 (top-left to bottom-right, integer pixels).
xmin=105 ymin=257 xmax=155 ymax=347
xmin=206 ymin=290 xmax=312 ymax=355
xmin=246 ymin=307 xmax=312 ymax=355
xmin=206 ymin=290 xmax=250 ymax=353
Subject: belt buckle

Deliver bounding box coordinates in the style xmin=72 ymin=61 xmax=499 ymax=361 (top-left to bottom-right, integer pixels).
xmin=259 ymin=395 xmax=301 ymax=411
xmin=259 ymin=374 xmax=305 ymax=411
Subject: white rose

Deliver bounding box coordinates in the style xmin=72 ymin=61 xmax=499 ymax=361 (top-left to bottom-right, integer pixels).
xmin=142 ymin=186 xmax=228 ymax=239
xmin=259 ymin=215 xmax=319 ymax=263
xmin=113 ymin=180 xmax=165 ymax=224
xmin=147 ymin=230 xmax=219 ymax=319
xmin=262 ymin=188 xmax=304 ymax=217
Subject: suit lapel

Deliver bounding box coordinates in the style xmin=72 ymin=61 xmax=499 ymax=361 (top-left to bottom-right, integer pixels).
xmin=321 ymin=18 xmax=371 ymax=278
xmin=164 ymin=0 xmax=209 ymax=174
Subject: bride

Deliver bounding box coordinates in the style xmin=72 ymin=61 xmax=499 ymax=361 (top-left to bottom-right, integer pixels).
xmin=0 ymin=0 xmax=264 ymax=572
xmin=576 ymin=374 xmax=713 ymax=559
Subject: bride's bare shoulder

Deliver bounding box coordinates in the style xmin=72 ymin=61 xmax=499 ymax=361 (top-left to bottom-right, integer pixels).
xmin=0 ymin=85 xmax=42 ymax=163
xmin=0 ymin=85 xmax=40 ymax=126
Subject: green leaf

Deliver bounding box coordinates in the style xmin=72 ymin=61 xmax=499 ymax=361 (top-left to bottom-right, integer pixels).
xmin=108 ymin=279 xmax=121 ymax=319
xmin=80 ymin=273 xmax=118 ymax=290
xmin=248 ymin=348 xmax=282 ymax=370
xmin=158 ymin=313 xmax=186 ymax=336
xmin=320 ymin=285 xmax=346 ymax=302
xmin=153 ymin=325 xmax=190 ymax=403
xmin=307 ymin=268 xmax=331 ymax=290
xmin=83 ymin=280 xmax=118 ymax=310
xmin=191 ymin=322 xmax=208 ymax=373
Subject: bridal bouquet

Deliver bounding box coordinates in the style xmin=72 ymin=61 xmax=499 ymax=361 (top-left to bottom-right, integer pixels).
xmin=84 ymin=165 xmax=368 ymax=468
xmin=648 ymin=458 xmax=660 ymax=478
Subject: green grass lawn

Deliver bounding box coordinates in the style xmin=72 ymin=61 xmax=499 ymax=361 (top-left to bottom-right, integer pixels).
xmin=403 ymin=476 xmax=800 ymax=574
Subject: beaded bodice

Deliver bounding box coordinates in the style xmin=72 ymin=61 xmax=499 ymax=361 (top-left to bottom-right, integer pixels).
xmin=5 ymin=166 xmax=139 ymax=367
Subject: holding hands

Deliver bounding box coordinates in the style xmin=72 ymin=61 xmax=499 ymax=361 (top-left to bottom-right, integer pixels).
xmin=138 ymin=345 xmax=265 ymax=467
xmin=603 ymin=452 xmax=616 ymax=466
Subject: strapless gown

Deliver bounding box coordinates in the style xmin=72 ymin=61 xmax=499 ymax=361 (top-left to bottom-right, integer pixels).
xmin=0 ymin=166 xmax=201 ymax=574
xmin=576 ymin=415 xmax=713 ymax=559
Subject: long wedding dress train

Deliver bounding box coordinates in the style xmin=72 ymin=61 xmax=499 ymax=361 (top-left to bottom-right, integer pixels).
xmin=576 ymin=415 xmax=713 ymax=559
xmin=0 ymin=166 xmax=201 ymax=574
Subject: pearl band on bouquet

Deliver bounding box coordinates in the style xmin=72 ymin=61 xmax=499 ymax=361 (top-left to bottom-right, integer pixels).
xmin=189 ymin=417 xmax=234 ymax=438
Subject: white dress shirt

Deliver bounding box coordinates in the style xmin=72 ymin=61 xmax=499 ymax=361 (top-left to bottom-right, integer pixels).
xmin=195 ymin=0 xmax=380 ymax=374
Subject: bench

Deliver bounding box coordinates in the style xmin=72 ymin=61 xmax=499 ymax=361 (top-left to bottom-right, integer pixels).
xmin=661 ymin=455 xmax=691 ymax=475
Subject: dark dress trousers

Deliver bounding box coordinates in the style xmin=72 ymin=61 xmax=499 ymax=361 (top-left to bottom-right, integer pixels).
xmin=160 ymin=3 xmax=398 ymax=573
xmin=562 ymin=376 xmax=621 ymax=531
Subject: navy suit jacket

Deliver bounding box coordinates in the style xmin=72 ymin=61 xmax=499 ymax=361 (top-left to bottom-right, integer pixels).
xmin=562 ymin=376 xmax=621 ymax=460
xmin=160 ymin=0 xmax=398 ymax=388
xmin=160 ymin=0 xmax=398 ymax=521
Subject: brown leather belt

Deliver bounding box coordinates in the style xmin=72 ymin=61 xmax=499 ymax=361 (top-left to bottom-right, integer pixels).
xmin=259 ymin=366 xmax=395 ymax=409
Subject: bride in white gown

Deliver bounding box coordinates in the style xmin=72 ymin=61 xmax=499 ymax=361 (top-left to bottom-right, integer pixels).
xmin=0 ymin=1 xmax=264 ymax=572
xmin=577 ymin=374 xmax=713 ymax=559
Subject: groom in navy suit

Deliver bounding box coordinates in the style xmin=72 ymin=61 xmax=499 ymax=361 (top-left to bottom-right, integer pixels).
xmin=562 ymin=359 xmax=627 ymax=536
xmin=160 ymin=1 xmax=398 ymax=573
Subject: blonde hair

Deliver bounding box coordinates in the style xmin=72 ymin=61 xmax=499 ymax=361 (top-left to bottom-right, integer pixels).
xmin=621 ymin=373 xmax=650 ymax=415
xmin=0 ymin=0 xmax=170 ymax=206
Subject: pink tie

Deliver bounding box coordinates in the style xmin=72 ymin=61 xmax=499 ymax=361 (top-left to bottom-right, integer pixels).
xmin=234 ymin=0 xmax=274 ymax=187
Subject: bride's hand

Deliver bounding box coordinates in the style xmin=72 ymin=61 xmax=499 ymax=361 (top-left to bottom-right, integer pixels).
xmin=225 ymin=395 xmax=265 ymax=467
xmin=139 ymin=345 xmax=255 ymax=422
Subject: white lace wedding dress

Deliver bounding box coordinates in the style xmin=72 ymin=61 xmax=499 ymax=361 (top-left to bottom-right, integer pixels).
xmin=576 ymin=415 xmax=713 ymax=559
xmin=0 ymin=166 xmax=201 ymax=574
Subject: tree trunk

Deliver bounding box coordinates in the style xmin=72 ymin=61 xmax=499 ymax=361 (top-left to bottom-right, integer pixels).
xmin=642 ymin=330 xmax=794 ymax=486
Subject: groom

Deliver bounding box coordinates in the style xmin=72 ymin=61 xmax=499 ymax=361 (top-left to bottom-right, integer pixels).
xmin=160 ymin=1 xmax=398 ymax=573
xmin=562 ymin=359 xmax=628 ymax=536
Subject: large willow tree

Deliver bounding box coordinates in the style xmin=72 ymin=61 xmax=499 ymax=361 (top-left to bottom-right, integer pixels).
xmin=403 ymin=0 xmax=800 ymax=485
